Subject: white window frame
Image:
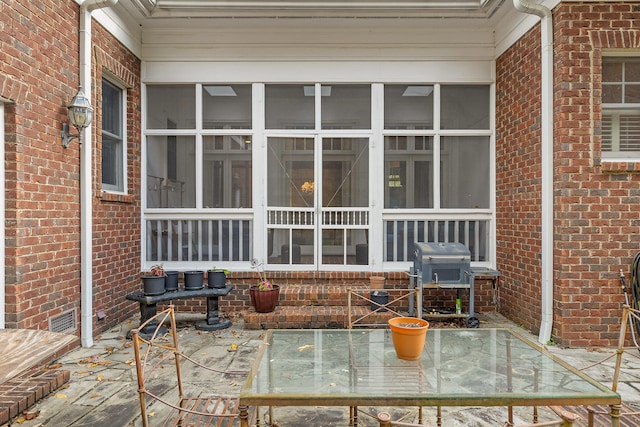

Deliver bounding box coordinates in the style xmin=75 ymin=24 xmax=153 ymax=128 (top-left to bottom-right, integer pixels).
xmin=601 ymin=57 xmax=640 ymax=161
xmin=101 ymin=77 xmax=127 ymax=194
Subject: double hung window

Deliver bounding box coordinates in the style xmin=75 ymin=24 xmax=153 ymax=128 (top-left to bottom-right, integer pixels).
xmin=102 ymin=79 xmax=126 ymax=193
xmin=602 ymin=58 xmax=640 ymax=159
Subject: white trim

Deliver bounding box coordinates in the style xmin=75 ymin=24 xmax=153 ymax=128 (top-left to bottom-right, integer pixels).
xmin=142 ymin=61 xmax=495 ymax=84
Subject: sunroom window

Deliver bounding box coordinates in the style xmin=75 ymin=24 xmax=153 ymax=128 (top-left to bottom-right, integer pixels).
xmin=143 ymin=83 xmax=494 ymax=269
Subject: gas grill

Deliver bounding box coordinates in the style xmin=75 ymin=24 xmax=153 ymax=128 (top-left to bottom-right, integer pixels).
xmin=410 ymin=242 xmax=499 ymax=328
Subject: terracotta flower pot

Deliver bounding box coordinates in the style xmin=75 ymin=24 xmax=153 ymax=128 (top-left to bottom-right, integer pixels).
xmin=388 ymin=317 xmax=429 ymax=361
xmin=249 ymin=285 xmax=280 ymax=313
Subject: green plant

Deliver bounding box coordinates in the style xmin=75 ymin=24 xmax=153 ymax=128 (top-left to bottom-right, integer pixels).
xmin=209 ymin=266 xmax=230 ymax=275
xmin=251 ymin=258 xmax=273 ymax=291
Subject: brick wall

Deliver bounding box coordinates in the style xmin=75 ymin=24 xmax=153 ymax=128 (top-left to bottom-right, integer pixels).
xmin=2 ymin=1 xmax=83 ymax=330
xmin=1 ymin=1 xmax=142 ymax=337
xmin=496 ymin=25 xmax=544 ymax=337
xmin=497 ymin=3 xmax=640 ymax=347
xmin=91 ymin=24 xmax=142 ymax=335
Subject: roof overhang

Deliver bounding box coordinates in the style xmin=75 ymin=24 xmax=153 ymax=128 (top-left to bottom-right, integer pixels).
xmin=126 ymin=0 xmax=507 ymax=20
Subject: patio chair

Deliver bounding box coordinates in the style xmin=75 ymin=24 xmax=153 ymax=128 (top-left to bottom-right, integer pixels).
xmin=131 ymin=305 xmax=251 ymax=427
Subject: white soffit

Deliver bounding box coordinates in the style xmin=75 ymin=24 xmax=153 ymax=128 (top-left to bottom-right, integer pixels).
xmin=126 ymin=0 xmax=507 ymax=20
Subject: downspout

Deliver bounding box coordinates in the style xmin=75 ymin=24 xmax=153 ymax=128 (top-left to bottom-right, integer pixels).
xmin=512 ymin=0 xmax=554 ymax=345
xmin=78 ymin=0 xmax=118 ymax=347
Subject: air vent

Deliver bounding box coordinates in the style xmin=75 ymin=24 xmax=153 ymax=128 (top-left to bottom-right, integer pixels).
xmin=49 ymin=309 xmax=77 ymax=334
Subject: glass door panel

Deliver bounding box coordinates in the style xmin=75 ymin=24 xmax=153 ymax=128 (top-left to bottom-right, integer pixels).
xmin=266 ymin=137 xmax=316 ymax=266
xmin=320 ymin=137 xmax=369 ymax=266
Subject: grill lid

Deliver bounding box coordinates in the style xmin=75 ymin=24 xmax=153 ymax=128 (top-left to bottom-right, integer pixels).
xmin=414 ymin=242 xmax=470 ymax=259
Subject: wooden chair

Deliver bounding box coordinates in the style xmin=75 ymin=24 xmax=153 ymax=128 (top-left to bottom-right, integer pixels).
xmin=131 ymin=305 xmax=251 ymax=427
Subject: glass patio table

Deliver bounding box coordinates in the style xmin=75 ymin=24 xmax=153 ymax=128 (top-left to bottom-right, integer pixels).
xmin=238 ymin=328 xmax=621 ymax=427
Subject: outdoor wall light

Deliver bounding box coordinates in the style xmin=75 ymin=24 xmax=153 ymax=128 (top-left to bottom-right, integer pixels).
xmin=61 ymin=87 xmax=93 ymax=148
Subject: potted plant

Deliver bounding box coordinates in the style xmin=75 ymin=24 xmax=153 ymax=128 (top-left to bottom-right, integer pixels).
xmin=142 ymin=264 xmax=166 ymax=296
xmin=183 ymin=270 xmax=204 ymax=290
xmin=207 ymin=267 xmax=229 ymax=288
xmin=165 ymin=270 xmax=179 ymax=292
xmin=388 ymin=317 xmax=429 ymax=361
xmin=248 ymin=258 xmax=280 ymax=313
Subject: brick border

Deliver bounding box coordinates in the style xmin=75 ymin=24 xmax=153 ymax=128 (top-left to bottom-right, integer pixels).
xmin=0 ymin=368 xmax=70 ymax=425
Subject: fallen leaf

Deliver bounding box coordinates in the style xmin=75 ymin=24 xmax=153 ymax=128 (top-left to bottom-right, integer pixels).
xmin=96 ymin=374 xmax=104 ymax=381
xmin=56 ymin=393 xmax=68 ymax=399
xmin=24 ymin=411 xmax=40 ymax=420
xmin=297 ymin=345 xmax=314 ymax=352
xmin=228 ymin=343 xmax=238 ymax=352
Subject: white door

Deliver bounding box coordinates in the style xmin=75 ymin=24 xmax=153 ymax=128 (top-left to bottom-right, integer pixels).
xmin=265 ymin=135 xmax=370 ymax=269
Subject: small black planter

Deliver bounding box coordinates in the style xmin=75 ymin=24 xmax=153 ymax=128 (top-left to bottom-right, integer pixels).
xmin=165 ymin=271 xmax=179 ymax=292
xmin=142 ymin=275 xmax=165 ymax=296
xmin=207 ymin=271 xmax=227 ymax=288
xmin=184 ymin=271 xmax=204 ymax=290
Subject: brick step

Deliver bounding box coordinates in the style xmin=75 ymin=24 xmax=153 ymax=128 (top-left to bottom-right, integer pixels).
xmin=0 ymin=368 xmax=70 ymax=425
xmin=243 ymin=305 xmax=401 ymax=329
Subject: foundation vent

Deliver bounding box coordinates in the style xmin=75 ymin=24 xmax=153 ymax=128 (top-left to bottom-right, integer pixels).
xmin=49 ymin=309 xmax=77 ymax=334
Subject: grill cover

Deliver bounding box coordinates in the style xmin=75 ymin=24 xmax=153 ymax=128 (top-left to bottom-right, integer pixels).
xmin=414 ymin=242 xmax=471 ymax=285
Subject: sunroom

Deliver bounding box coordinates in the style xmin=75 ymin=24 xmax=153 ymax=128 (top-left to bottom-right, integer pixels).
xmin=118 ymin=0 xmax=513 ymax=274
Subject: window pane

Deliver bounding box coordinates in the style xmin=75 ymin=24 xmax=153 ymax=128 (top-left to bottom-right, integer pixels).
xmin=322 ymin=85 xmax=371 ymax=129
xmin=267 ymin=137 xmax=315 ymax=207
xmin=384 ymin=85 xmax=434 ymax=130
xmin=441 ymin=136 xmax=490 ymax=209
xmin=102 ymin=81 xmax=121 ymax=135
xmin=102 ymin=135 xmax=120 ymax=186
xmin=147 ymin=85 xmax=195 ymax=129
xmin=441 ymin=85 xmax=490 ymax=130
xmin=603 ymin=61 xmax=623 ymax=83
xmin=603 ymin=84 xmax=622 ymax=103
xmin=146 ymin=135 xmax=196 ymax=208
xmin=384 ymin=136 xmax=433 ymax=208
xmin=265 ymin=85 xmax=314 ymax=129
xmin=202 ymin=135 xmax=252 ymax=208
xmin=322 ymin=137 xmax=369 ymax=207
xmin=625 ymin=84 xmax=640 ymax=103
xmin=202 ymin=85 xmax=252 ymax=129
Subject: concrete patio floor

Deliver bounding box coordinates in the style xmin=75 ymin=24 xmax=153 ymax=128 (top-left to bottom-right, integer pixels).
xmin=5 ymin=311 xmax=640 ymax=427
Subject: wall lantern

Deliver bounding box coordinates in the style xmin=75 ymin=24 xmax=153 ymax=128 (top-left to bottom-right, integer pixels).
xmin=61 ymin=87 xmax=93 ymax=148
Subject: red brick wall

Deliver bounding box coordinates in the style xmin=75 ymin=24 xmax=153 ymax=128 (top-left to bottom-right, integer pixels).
xmin=91 ymin=24 xmax=142 ymax=336
xmin=2 ymin=1 xmax=83 ymax=330
xmin=1 ymin=1 xmax=142 ymax=337
xmin=497 ymin=3 xmax=640 ymax=347
xmin=552 ymin=2 xmax=640 ymax=347
xmin=496 ymin=25 xmax=544 ymax=337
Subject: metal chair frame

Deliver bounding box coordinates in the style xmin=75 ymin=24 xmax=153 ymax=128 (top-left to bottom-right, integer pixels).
xmin=131 ymin=305 xmax=249 ymax=427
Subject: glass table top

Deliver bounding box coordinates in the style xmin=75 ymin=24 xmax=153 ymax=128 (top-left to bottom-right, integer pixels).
xmin=240 ymin=328 xmax=620 ymax=407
